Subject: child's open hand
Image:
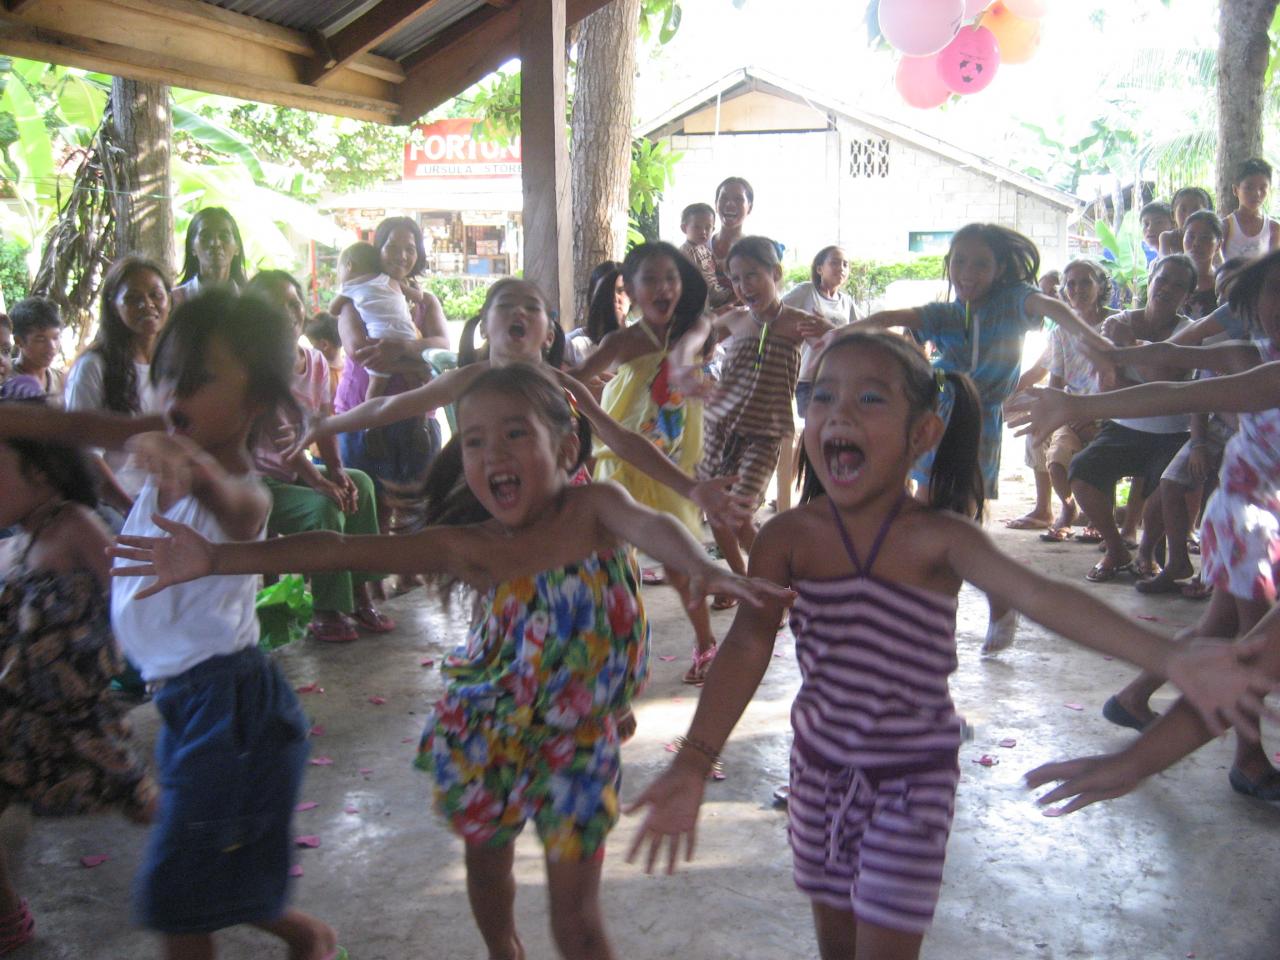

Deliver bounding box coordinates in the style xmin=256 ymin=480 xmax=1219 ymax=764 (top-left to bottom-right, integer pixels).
xmin=1164 ymin=634 xmax=1278 ymax=740
xmin=1003 ymin=386 xmax=1073 ymax=444
xmin=109 ymin=516 xmax=215 ymax=599
xmin=624 ymin=762 xmax=707 ymax=874
xmin=688 ymin=475 xmax=754 ymax=527
xmin=686 ymin=565 xmax=795 ymax=613
xmin=1024 ymin=751 xmax=1143 ymax=815
xmin=282 ymin=418 xmax=323 ymax=462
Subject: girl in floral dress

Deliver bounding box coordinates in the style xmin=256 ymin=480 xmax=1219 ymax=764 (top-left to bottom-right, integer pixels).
xmin=110 ymin=364 xmax=791 ymax=960
xmin=0 ymin=395 xmax=154 ymax=955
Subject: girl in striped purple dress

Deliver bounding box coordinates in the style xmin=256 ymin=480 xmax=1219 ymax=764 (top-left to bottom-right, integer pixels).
xmin=627 ymin=330 xmax=1272 ymax=958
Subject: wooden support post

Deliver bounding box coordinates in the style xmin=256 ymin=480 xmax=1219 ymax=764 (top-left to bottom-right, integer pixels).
xmin=520 ymin=0 xmax=573 ymax=329
xmin=110 ymin=77 xmax=174 ymax=267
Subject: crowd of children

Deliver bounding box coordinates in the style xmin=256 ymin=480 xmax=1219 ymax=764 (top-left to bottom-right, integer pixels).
xmin=1 ymin=158 xmax=1279 ymax=960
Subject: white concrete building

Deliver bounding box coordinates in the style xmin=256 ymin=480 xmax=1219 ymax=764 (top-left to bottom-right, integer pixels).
xmin=638 ymin=67 xmax=1082 ymax=271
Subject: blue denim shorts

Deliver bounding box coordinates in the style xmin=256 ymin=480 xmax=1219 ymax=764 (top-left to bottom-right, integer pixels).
xmin=134 ymin=648 xmax=309 ymax=934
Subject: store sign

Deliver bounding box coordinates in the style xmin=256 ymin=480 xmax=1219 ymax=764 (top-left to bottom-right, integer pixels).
xmin=403 ymin=118 xmax=522 ymax=179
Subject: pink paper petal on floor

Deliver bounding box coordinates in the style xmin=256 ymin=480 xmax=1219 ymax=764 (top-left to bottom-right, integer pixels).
xmin=709 ymin=769 xmax=726 ymax=781
xmin=1041 ymin=806 xmax=1065 ymax=817
xmin=420 ymin=658 xmax=435 ymax=667
xmin=657 ymin=655 xmax=677 ymax=662
xmin=1064 ymin=703 xmax=1084 ymax=711
xmin=401 ymin=737 xmax=415 ymax=744
xmin=294 ymin=835 xmax=321 ymax=848
xmin=309 ymin=756 xmax=333 ymax=766
xmin=671 ymin=698 xmax=683 ymax=703
xmin=1274 ymin=751 xmax=1280 ymax=764
xmin=368 ymin=696 xmax=387 ymax=705
xmin=972 ymin=755 xmax=998 ymax=767
xmin=344 ymin=806 xmax=360 ymax=814
xmin=1104 ymin=656 xmax=1115 ymax=661
xmin=80 ymin=854 xmax=109 ymax=868
xmin=772 ymin=651 xmax=785 ymax=658
xmin=359 ymin=767 xmax=374 ymax=775
xmin=1136 ymin=615 xmax=1159 ymax=622
xmin=295 ymin=683 xmax=324 ymax=694
xmin=665 ymin=742 xmax=679 ymax=754
xmin=309 ymin=725 xmax=326 ymax=737
xmin=998 ymin=738 xmax=1017 ymax=748
xmin=294 ymin=801 xmax=318 ymax=812
xmin=289 ymin=865 xmax=304 ymax=878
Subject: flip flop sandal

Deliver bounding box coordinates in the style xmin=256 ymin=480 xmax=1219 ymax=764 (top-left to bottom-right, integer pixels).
xmin=1004 ymin=516 xmax=1052 ymax=530
xmin=353 ymin=607 xmax=396 ymax=633
xmin=0 ymin=899 xmax=34 ymax=956
xmin=683 ymin=644 xmax=718 ymax=685
xmin=710 ymin=595 xmax=738 ymax=611
xmin=641 ymin=567 xmax=666 ymax=586
xmin=1228 ymin=766 xmax=1280 ymax=802
xmin=1039 ymin=527 xmax=1073 ymax=542
xmin=772 ymin=784 xmax=790 ymax=808
xmin=1134 ymin=571 xmax=1183 ymax=594
xmin=308 ymin=618 xmax=359 ymax=643
xmin=1132 ymin=557 xmax=1162 ymax=580
xmin=1075 ymin=529 xmax=1104 ymax=543
xmin=1102 ymin=695 xmax=1157 ymax=731
xmin=1085 ymin=559 xmax=1132 ymax=583
xmin=1180 ymin=577 xmax=1213 ymax=601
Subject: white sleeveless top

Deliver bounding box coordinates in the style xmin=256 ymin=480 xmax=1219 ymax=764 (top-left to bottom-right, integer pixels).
xmin=1223 ymin=212 xmax=1276 ymax=261
xmin=111 ymin=479 xmax=264 ymax=681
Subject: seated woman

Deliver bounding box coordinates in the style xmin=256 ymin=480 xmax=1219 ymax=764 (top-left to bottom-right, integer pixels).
xmin=246 ymin=270 xmax=391 ymax=643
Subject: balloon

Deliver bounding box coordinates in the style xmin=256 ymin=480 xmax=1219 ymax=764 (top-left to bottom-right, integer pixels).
xmin=1003 ymin=0 xmax=1045 ymax=17
xmin=963 ymin=0 xmax=993 ymax=17
xmin=879 ymin=0 xmax=965 ymax=57
xmin=895 ymin=54 xmax=951 ymax=108
xmin=980 ymin=2 xmax=1041 ymax=63
xmin=937 ymin=25 xmax=1000 ymax=94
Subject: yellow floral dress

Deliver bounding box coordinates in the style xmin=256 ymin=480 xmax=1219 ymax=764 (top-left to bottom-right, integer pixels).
xmin=418 ymin=546 xmax=648 ymax=861
xmin=593 ymin=322 xmax=704 ymax=536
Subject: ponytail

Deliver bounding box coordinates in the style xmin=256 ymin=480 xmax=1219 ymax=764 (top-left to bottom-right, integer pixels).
xmin=928 ymin=371 xmax=985 ymax=520
xmin=457 ymin=313 xmax=483 ymax=367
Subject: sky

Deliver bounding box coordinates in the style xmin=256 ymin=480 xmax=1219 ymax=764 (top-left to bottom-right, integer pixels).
xmin=632 ymin=0 xmax=1221 ymax=188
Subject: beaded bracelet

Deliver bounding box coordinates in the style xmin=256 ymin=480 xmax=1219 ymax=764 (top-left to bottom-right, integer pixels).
xmin=674 ymin=735 xmax=724 ymax=776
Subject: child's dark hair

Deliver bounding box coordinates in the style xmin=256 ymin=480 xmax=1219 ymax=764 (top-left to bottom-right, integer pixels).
xmin=810 ymin=246 xmax=845 ymax=287
xmin=305 ymin=311 xmax=339 ymax=345
xmin=244 ymin=269 xmax=305 ymax=305
xmin=1152 ymin=253 xmax=1198 ymax=292
xmin=11 ymin=296 xmax=61 ymax=338
xmin=622 ymin=241 xmax=707 ymax=344
xmin=1234 ymin=157 xmax=1273 ymax=186
xmin=92 ymin=255 xmax=172 ymax=414
xmin=585 ymin=262 xmax=624 ymax=344
xmin=1139 ymin=201 xmax=1172 ymax=223
xmin=340 ymin=241 xmax=382 ymax=277
xmin=1 ymin=397 xmax=98 ymax=508
xmin=150 ymin=289 xmax=300 ymax=436
xmin=420 ymin=363 xmax=592 ymax=528
xmin=1182 ymin=209 xmax=1224 ymax=241
xmin=457 ymin=278 xmax=565 ymax=368
xmin=177 ymin=207 xmax=247 ymax=287
xmin=1170 ymin=187 xmax=1214 ymax=216
xmin=726 ymin=235 xmax=784 ymax=276
xmin=715 ymin=176 xmax=754 ymax=207
xmin=945 ymin=223 xmax=1040 ymax=291
xmin=372 ymin=216 xmax=427 ymax=279
xmin=681 ymin=202 xmax=715 ymax=227
xmin=1227 ymin=247 xmax=1280 ymax=336
xmin=1061 ymin=258 xmax=1111 ymax=316
xmin=797 ymin=332 xmax=984 ymax=519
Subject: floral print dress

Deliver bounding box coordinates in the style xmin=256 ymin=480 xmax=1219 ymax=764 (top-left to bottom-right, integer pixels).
xmin=0 ymin=526 xmax=153 ymax=816
xmin=419 ymin=545 xmax=648 ymax=861
xmin=1200 ymin=339 xmax=1280 ymax=603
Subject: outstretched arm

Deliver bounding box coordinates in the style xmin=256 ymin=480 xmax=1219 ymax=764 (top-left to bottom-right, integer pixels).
xmin=941 ymin=514 xmax=1276 ymax=735
xmin=1027 ymin=292 xmax=1115 ymax=361
xmin=0 ymin=404 xmax=162 ymax=450
xmin=1106 ymin=339 xmax=1260 ymax=377
xmin=304 ymin=365 xmax=482 ymax=449
xmin=625 ymin=516 xmax=795 ymax=873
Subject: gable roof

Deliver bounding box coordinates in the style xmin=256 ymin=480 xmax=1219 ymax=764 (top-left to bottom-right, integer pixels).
xmin=636 ymin=66 xmax=1082 ymax=213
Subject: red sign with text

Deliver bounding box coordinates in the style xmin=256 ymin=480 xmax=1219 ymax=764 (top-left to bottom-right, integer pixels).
xmin=403 ymin=118 xmax=522 ymax=179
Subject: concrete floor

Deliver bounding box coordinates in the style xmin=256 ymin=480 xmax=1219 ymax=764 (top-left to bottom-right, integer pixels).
xmin=5 ymin=444 xmax=1280 ymax=959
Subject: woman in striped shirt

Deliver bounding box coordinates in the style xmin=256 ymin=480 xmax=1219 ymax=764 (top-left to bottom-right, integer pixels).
xmin=628 ymin=331 xmax=1270 ymax=959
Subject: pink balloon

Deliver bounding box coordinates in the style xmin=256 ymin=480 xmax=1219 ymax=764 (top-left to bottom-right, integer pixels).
xmin=879 ymin=0 xmax=965 ymax=57
xmin=1003 ymin=0 xmax=1045 ymax=17
xmin=963 ymin=0 xmax=992 ymax=16
xmin=895 ymin=54 xmax=951 ymax=109
xmin=936 ymin=25 xmax=1000 ymax=95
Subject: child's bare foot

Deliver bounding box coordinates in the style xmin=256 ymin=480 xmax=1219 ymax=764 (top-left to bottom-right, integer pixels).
xmin=490 ymin=936 xmax=526 ymax=960
xmin=254 ymin=909 xmax=337 ymax=960
xmin=615 ymin=708 xmax=637 ymax=743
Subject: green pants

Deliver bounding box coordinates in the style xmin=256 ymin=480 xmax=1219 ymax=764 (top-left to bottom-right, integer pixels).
xmin=264 ymin=467 xmax=379 ymax=614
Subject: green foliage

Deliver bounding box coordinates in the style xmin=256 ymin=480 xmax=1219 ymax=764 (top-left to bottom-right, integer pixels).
xmin=1095 ymin=212 xmax=1147 ymax=306
xmin=638 ymin=0 xmax=682 ymax=44
xmin=0 ymin=236 xmax=29 ymax=302
xmin=468 ymin=71 xmax=524 ymax=148
xmin=628 ymin=137 xmax=681 ymax=245
xmin=423 ymin=276 xmax=491 ymax=322
xmin=784 ymin=255 xmax=945 ymax=313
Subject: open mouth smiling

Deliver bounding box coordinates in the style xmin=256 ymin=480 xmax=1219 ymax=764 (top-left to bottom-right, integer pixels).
xmin=823 ymin=439 xmax=865 ymax=484
xmin=488 ymin=471 xmax=521 ymax=507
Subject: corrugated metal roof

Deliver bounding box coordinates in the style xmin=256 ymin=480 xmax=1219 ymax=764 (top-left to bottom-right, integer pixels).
xmin=370 ymin=0 xmax=488 ymax=61
xmin=201 ymin=0 xmax=490 ymax=63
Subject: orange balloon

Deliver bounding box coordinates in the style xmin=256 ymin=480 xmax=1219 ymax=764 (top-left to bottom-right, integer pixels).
xmin=980 ymin=2 xmax=1041 ymax=63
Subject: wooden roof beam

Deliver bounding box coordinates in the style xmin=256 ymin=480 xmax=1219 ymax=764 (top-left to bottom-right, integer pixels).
xmin=307 ymin=0 xmax=439 ymax=86
xmin=396 ymin=0 xmax=611 ymax=123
